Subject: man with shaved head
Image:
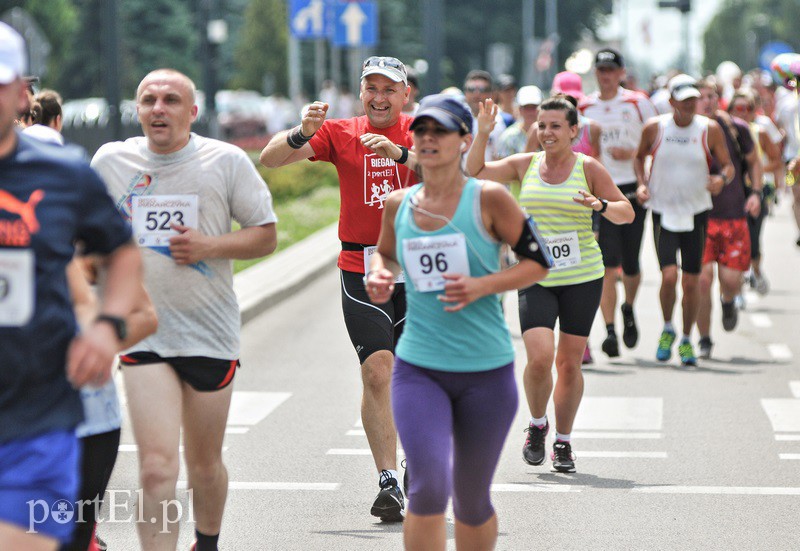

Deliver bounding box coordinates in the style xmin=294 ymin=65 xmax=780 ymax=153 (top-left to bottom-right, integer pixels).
xmin=92 ymin=69 xmax=278 ymax=551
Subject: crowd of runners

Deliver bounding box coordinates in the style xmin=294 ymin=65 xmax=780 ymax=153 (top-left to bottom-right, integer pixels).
xmin=3 ymin=16 xmax=800 ymax=551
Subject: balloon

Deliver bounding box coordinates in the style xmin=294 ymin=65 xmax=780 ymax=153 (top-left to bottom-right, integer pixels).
xmin=770 ymin=52 xmax=800 ymax=88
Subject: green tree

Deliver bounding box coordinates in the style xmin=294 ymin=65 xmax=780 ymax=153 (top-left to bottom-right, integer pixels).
xmin=231 ymin=0 xmax=288 ymax=94
xmin=120 ymin=0 xmax=198 ymax=95
xmin=703 ymin=0 xmax=800 ymax=73
xmin=0 ymin=0 xmax=79 ymax=89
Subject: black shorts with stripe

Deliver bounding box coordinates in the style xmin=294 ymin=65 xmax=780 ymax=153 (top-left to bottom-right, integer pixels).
xmin=119 ymin=352 xmax=239 ymax=392
xmin=340 ymin=269 xmax=406 ymax=364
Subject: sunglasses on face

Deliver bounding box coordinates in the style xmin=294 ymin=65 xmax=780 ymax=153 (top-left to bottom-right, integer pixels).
xmin=732 ymin=103 xmax=752 ymax=112
xmin=465 ymin=85 xmax=491 ymax=94
xmin=412 ymin=124 xmax=454 ymax=137
xmin=362 ymin=56 xmax=405 ymax=71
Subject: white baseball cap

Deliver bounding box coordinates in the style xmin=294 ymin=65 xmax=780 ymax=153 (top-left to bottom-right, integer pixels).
xmin=0 ymin=22 xmax=26 ymax=85
xmin=360 ymin=56 xmax=407 ymax=85
xmin=516 ymin=85 xmax=543 ymax=107
xmin=668 ymin=74 xmax=701 ymax=101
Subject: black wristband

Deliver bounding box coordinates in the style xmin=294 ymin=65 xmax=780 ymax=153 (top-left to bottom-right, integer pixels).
xmin=598 ymin=199 xmax=609 ymax=214
xmin=286 ymin=126 xmax=314 ymax=150
xmin=396 ymin=145 xmax=409 ymax=164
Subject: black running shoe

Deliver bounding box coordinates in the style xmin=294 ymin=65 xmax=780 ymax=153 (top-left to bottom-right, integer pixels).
xmin=721 ymin=299 xmax=738 ymax=332
xmin=523 ymin=421 xmax=549 ymax=465
xmin=401 ymin=458 xmax=408 ymax=496
xmin=371 ymin=470 xmax=405 ymax=522
xmin=551 ymin=441 xmax=576 ymax=473
xmin=621 ymin=303 xmax=638 ymax=348
xmin=602 ymin=333 xmax=620 ymax=358
xmin=698 ymin=336 xmax=713 ymax=360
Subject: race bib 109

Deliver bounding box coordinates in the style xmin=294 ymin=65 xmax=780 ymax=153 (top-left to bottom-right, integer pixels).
xmin=544 ymin=231 xmax=581 ymax=270
xmin=131 ymin=195 xmax=199 ymax=247
xmin=402 ymin=234 xmax=470 ymax=292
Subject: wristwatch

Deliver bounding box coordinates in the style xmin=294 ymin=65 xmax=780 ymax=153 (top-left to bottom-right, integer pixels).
xmin=598 ymin=199 xmax=609 ymax=214
xmin=95 ymin=314 xmax=127 ymax=341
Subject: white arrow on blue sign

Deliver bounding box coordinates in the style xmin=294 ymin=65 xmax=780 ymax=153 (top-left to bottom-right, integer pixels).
xmin=289 ymin=0 xmax=331 ymax=39
xmin=332 ymin=1 xmax=377 ymax=48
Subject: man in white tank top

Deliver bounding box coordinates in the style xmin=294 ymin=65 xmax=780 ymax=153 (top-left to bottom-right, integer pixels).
xmin=634 ymin=74 xmax=733 ymax=367
xmin=581 ymin=49 xmax=658 ymax=360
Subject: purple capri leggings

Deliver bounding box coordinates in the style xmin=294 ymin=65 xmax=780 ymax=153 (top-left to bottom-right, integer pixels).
xmin=392 ymin=358 xmax=518 ymax=526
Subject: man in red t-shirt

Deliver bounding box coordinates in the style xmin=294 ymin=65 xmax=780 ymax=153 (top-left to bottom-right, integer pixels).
xmin=260 ymin=56 xmax=415 ymax=522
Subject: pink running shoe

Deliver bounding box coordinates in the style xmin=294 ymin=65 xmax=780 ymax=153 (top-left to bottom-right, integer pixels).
xmin=582 ymin=344 xmax=593 ymax=365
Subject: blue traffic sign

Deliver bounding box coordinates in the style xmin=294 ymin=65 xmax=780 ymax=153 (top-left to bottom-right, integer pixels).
xmin=289 ymin=0 xmax=331 ymax=40
xmin=332 ymin=1 xmax=377 ymax=48
xmin=760 ymin=41 xmax=794 ymax=71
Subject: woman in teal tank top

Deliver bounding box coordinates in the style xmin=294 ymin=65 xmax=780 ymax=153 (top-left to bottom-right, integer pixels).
xmin=365 ymin=95 xmax=549 ymax=551
xmin=466 ymin=96 xmax=634 ymax=473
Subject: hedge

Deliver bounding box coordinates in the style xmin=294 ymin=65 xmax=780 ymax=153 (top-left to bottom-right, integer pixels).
xmin=256 ymin=160 xmax=340 ymax=201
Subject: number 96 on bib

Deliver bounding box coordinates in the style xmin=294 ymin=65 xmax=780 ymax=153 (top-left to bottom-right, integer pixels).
xmin=402 ymin=234 xmax=470 ymax=292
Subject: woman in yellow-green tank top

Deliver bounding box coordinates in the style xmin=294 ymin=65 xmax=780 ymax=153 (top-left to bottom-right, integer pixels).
xmin=466 ymin=95 xmax=634 ymax=473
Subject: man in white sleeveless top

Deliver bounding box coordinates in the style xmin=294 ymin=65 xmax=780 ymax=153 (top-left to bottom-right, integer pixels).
xmin=634 ymin=74 xmax=733 ymax=367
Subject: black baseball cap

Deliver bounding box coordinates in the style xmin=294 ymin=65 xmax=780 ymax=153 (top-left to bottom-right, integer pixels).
xmin=595 ymin=48 xmax=624 ymax=69
xmin=410 ymin=94 xmax=473 ymax=134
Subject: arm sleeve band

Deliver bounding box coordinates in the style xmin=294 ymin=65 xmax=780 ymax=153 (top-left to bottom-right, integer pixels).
xmin=512 ymin=215 xmax=555 ymax=269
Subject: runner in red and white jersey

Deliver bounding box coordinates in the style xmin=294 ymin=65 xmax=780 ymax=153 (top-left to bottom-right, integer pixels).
xmin=260 ymin=56 xmax=416 ymax=522
xmin=579 ymin=48 xmax=658 ymax=359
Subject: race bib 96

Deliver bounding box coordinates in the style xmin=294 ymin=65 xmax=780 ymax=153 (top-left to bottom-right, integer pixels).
xmin=402 ymin=234 xmax=470 ymax=292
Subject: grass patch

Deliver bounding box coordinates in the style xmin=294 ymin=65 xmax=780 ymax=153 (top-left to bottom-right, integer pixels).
xmin=233 ymin=186 xmax=340 ymax=273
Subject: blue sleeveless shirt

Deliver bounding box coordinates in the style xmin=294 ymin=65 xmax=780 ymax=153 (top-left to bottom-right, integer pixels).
xmin=394 ymin=178 xmax=514 ymax=372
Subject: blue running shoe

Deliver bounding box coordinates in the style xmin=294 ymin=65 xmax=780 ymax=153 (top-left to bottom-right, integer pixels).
xmin=679 ymin=341 xmax=697 ymax=367
xmin=656 ymin=330 xmax=676 ymax=361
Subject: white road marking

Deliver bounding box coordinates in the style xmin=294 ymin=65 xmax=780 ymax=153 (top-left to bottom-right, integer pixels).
xmin=118 ymin=445 xmax=229 ymax=452
xmin=491 ymin=484 xmax=578 ymax=493
xmin=225 ymin=427 xmax=250 ymax=434
xmin=779 ymin=454 xmax=800 ymax=460
xmin=633 ymin=486 xmax=800 ymax=495
xmin=327 ymin=448 xmax=404 ymax=455
xmin=577 ymin=451 xmax=667 ymax=459
xmin=571 ymin=431 xmax=662 ymax=439
xmin=346 ymin=429 xmax=366 ymax=436
xmin=574 ymin=397 xmax=663 ymax=431
xmin=761 ymin=399 xmax=800 ymax=432
xmin=790 ymin=381 xmax=800 ymax=399
xmin=749 ymin=313 xmax=773 ymax=328
xmin=227 ymin=391 xmax=291 ymax=426
xmin=767 ymin=344 xmax=793 ymax=361
xmin=175 ymin=481 xmax=339 ymax=491
xmin=355 ymin=418 xmax=363 ymax=428
xmin=775 ymin=434 xmax=800 ymax=441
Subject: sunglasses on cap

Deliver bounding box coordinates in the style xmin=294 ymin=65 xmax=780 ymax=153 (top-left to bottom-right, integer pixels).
xmin=671 ymin=82 xmax=698 ymax=94
xmin=362 ymin=56 xmax=405 ymax=71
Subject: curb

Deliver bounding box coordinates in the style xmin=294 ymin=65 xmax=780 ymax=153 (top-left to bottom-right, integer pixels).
xmin=234 ymin=223 xmax=340 ymax=324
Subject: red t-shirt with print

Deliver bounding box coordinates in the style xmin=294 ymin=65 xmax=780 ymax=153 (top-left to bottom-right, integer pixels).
xmin=309 ymin=114 xmax=417 ymax=273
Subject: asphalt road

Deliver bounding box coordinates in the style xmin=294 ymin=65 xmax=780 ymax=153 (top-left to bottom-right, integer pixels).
xmin=99 ymin=197 xmax=800 ymax=550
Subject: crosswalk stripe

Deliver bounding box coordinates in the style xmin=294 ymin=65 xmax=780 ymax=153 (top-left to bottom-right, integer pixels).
xmin=571 ymin=431 xmax=662 ymax=439
xmin=749 ymin=313 xmax=772 ymax=328
xmin=577 ymin=451 xmax=667 ymax=458
xmin=491 ymin=484 xmax=577 ymax=493
xmin=633 ymin=486 xmax=800 ymax=495
xmin=175 ymin=481 xmax=339 ymax=491
xmin=767 ymin=344 xmax=793 ymax=361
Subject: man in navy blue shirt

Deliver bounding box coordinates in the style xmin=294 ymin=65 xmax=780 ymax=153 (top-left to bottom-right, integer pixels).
xmin=0 ymin=23 xmax=142 ymax=550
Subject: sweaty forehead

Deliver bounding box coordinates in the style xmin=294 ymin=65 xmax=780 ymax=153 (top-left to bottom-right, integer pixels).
xmin=138 ymin=75 xmax=193 ymax=100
